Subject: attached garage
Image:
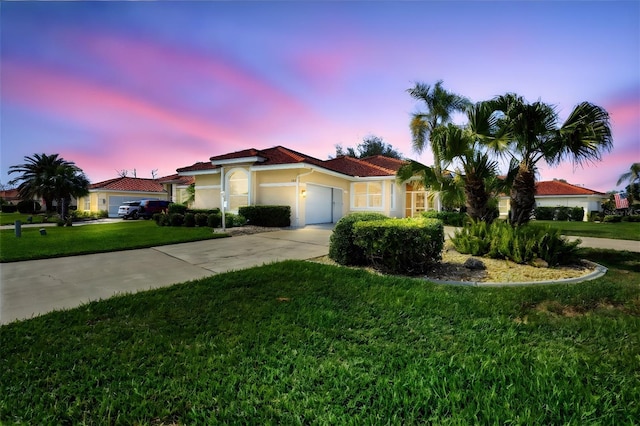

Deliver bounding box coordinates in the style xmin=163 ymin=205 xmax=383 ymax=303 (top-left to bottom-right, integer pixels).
xmin=305 ymin=184 xmax=343 ymax=225
xmin=107 ymin=195 xmax=149 ymax=218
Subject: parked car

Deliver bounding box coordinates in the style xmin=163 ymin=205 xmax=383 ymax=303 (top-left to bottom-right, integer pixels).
xmin=117 ymin=201 xmax=142 ymax=219
xmin=118 ymin=199 xmax=170 ymax=219
xmin=137 ymin=199 xmax=170 ymax=219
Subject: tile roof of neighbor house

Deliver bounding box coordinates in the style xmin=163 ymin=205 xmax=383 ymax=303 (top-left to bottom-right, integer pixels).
xmin=178 ymin=145 xmax=410 ymax=178
xmin=88 ymin=177 xmax=167 ymax=193
xmin=535 ymin=180 xmax=605 ymax=196
xmin=157 ymin=174 xmax=195 ymax=186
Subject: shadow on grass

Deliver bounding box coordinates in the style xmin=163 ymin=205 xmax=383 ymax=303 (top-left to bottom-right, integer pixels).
xmin=579 ymin=248 xmax=640 ymax=273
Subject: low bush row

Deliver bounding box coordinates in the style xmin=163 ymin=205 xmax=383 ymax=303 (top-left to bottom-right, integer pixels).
xmin=239 ymin=205 xmax=291 ymax=227
xmin=421 ymin=210 xmax=468 ymax=227
xmin=153 ymin=211 xmax=247 ymax=228
xmin=451 ymin=220 xmax=581 ymax=266
xmin=602 ymin=215 xmax=640 ymax=223
xmin=534 ymin=206 xmax=584 ymax=221
xmin=329 ymin=213 xmax=444 ymax=275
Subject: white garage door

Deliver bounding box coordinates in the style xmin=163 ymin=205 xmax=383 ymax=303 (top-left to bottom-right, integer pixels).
xmin=108 ymin=196 xmax=148 ymax=218
xmin=305 ymin=185 xmax=342 ymax=225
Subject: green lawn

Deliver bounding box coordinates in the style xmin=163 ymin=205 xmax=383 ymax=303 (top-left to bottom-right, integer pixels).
xmin=535 ymin=220 xmax=640 ymax=241
xmin=0 ymin=221 xmax=227 ymax=262
xmin=0 ymin=211 xmax=52 ymax=226
xmin=1 ymin=249 xmax=639 ymax=424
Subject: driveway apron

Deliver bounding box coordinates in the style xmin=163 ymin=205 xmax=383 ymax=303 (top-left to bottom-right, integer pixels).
xmin=0 ymin=228 xmax=331 ymax=325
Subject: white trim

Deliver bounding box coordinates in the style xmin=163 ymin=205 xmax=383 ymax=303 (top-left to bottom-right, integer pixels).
xmin=195 ymin=185 xmax=221 ymax=190
xmin=251 ymin=162 xmax=396 ymax=182
xmin=212 ymin=156 xmax=265 ymax=166
xmin=351 ymin=181 xmax=385 ymax=210
xmin=259 ymin=182 xmax=297 ymax=188
xmin=178 ymin=169 xmax=220 ymax=176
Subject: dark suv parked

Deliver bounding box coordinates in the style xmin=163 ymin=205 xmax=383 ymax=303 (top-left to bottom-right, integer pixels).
xmin=118 ymin=199 xmax=170 ymax=219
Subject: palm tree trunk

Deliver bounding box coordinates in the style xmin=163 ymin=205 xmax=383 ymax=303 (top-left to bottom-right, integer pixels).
xmin=509 ymin=163 xmax=536 ymax=226
xmin=464 ymin=174 xmax=493 ymax=224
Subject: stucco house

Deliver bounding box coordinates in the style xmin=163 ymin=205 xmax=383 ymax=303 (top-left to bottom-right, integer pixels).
xmin=498 ymin=180 xmax=607 ymax=221
xmin=176 ymin=146 xmax=438 ymax=227
xmin=78 ymin=177 xmax=166 ymax=218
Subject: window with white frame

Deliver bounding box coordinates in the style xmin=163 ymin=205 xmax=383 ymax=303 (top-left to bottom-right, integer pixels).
xmin=84 ymin=197 xmax=90 ymax=211
xmin=227 ymin=169 xmax=249 ymax=211
xmin=353 ymin=182 xmax=383 ymax=209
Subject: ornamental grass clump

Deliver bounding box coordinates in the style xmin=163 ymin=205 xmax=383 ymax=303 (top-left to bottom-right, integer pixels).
xmin=353 ymin=218 xmax=444 ymax=275
xmin=452 ymin=220 xmax=581 ymax=266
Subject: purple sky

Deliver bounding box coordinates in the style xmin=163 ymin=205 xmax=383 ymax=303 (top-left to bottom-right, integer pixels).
xmin=1 ymin=1 xmax=638 ymax=192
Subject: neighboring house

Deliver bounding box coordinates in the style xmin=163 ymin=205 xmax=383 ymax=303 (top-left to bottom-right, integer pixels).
xmin=176 ymin=145 xmax=438 ymax=227
xmin=498 ymin=180 xmax=607 ymax=221
xmin=0 ymin=189 xmax=21 ymax=204
xmin=78 ymin=177 xmax=169 ymax=218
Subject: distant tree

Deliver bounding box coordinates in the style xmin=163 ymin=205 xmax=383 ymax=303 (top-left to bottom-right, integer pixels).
xmin=151 ymin=169 xmax=158 ymax=179
xmin=116 ymin=169 xmax=128 ymax=177
xmin=9 ymin=153 xmax=90 ymax=215
xmin=334 ymin=135 xmax=403 ymax=159
xmin=617 ymin=163 xmax=640 ymax=205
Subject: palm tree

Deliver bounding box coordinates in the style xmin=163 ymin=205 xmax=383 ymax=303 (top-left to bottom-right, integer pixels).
xmin=487 ymin=94 xmax=613 ymax=226
xmin=8 ymin=153 xmax=90 ymax=216
xmin=398 ymin=103 xmax=502 ymax=222
xmin=407 ymin=80 xmax=471 ymax=177
xmin=617 ymin=162 xmax=640 ymax=203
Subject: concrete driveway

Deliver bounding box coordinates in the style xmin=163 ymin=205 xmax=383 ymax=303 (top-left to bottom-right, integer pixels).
xmin=0 ymin=227 xmax=332 ymax=325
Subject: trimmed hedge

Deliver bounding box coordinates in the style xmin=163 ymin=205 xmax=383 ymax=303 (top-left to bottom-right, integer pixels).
xmin=329 ymin=212 xmax=389 ymax=266
xmin=17 ymin=200 xmax=41 ymax=214
xmin=238 ymin=205 xmax=291 ymax=227
xmin=421 ymin=210 xmax=468 ymax=227
xmin=452 ymin=220 xmax=581 ymax=266
xmin=534 ymin=206 xmax=585 ymax=221
xmin=168 ymin=203 xmax=188 ymax=215
xmin=354 ymin=218 xmax=444 ymax=275
xmin=1 ymin=204 xmax=17 ymax=213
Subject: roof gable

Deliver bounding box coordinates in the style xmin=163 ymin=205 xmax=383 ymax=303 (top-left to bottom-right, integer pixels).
xmin=89 ymin=177 xmax=167 ymax=193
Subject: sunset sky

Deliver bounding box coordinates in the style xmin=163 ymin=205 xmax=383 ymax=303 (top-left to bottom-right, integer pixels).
xmin=1 ymin=1 xmax=638 ymax=192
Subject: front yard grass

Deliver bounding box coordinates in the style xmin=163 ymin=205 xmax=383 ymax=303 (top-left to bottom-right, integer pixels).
xmin=535 ymin=219 xmax=640 ymax=241
xmin=1 ymin=248 xmax=638 ymax=424
xmin=0 ymin=221 xmax=227 ymax=262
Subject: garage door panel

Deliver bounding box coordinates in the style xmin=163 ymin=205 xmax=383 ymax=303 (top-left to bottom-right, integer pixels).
xmin=305 ymin=185 xmax=332 ymax=225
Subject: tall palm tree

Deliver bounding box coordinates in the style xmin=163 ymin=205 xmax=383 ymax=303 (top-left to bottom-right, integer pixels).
xmin=407 ymin=80 xmax=471 ymax=178
xmin=487 ymin=94 xmax=613 ymax=226
xmin=8 ymin=153 xmax=89 ymax=215
xmin=398 ymin=103 xmax=502 ymax=222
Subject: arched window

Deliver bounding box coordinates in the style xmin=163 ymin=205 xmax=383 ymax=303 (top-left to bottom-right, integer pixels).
xmin=226 ymin=169 xmax=249 ymax=212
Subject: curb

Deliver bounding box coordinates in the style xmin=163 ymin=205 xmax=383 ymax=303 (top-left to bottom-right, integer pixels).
xmin=424 ymin=260 xmax=608 ymax=287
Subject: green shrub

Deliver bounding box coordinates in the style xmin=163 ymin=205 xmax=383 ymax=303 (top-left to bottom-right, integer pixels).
xmin=238 ymin=205 xmax=291 ymax=227
xmin=98 ymin=210 xmax=109 ymax=218
xmin=168 ymin=203 xmax=188 ymax=215
xmin=17 ymin=200 xmax=41 ymax=214
xmin=588 ymin=211 xmax=603 ymax=222
xmin=353 ymin=218 xmax=444 ymax=275
xmin=207 ymin=212 xmax=222 ymax=228
xmin=170 ymin=213 xmax=184 ymax=227
xmin=224 ymin=212 xmax=247 ymax=228
xmin=534 ymin=206 xmax=554 ymax=220
xmin=184 ymin=213 xmax=196 ymax=227
xmin=555 ymin=207 xmax=569 ymax=221
xmin=329 ymin=212 xmax=389 ymax=265
xmin=421 ymin=210 xmax=467 ymax=226
xmin=570 ymin=207 xmax=585 ymax=221
xmin=603 ymin=215 xmax=622 ymax=223
xmin=622 ymin=215 xmax=640 ymax=222
xmin=452 ymin=221 xmax=581 ymax=265
xmin=450 ymin=220 xmax=493 ymax=256
xmin=1 ymin=204 xmax=17 ymax=213
xmin=188 ymin=208 xmax=220 ymax=216
xmin=194 ymin=213 xmax=209 ymax=227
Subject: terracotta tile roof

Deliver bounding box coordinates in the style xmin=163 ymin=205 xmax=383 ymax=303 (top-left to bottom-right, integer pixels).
xmin=0 ymin=189 xmax=21 ymax=201
xmin=89 ymin=177 xmax=167 ymax=193
xmin=176 ymin=161 xmax=218 ymax=173
xmin=180 ymin=146 xmax=406 ymax=179
xmin=157 ymin=174 xmax=195 ymax=186
xmin=535 ymin=180 xmax=605 ymax=196
xmin=359 ymin=155 xmax=407 ymax=172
